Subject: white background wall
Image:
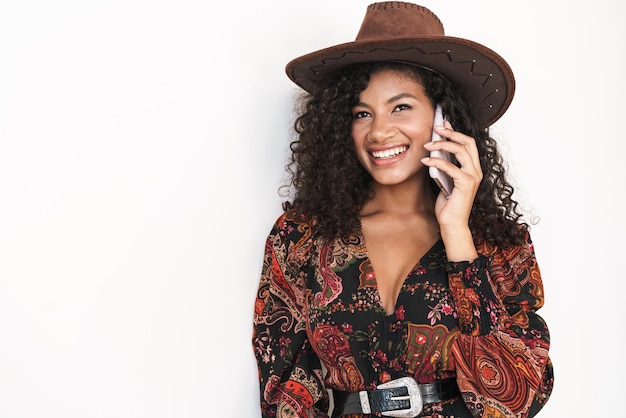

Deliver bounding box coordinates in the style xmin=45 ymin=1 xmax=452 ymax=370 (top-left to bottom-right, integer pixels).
xmin=0 ymin=1 xmax=624 ymax=416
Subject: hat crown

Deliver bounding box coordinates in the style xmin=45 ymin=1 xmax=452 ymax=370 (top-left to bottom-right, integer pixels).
xmin=356 ymin=2 xmax=444 ymax=41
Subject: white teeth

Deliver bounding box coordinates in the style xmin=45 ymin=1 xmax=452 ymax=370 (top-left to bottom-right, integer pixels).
xmin=371 ymin=146 xmax=407 ymax=159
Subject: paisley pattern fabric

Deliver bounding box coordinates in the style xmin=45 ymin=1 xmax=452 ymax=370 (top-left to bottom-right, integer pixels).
xmin=253 ymin=211 xmax=553 ymax=417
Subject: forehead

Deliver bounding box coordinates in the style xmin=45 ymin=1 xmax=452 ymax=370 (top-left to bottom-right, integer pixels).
xmin=370 ymin=68 xmax=422 ymax=83
xmin=361 ymin=69 xmax=427 ymax=97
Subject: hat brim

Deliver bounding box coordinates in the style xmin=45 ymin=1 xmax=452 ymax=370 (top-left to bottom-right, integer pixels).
xmin=286 ymin=35 xmax=515 ymax=127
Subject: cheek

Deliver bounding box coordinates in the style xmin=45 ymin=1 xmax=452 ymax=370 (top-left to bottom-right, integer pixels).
xmin=350 ymin=125 xmax=357 ymax=141
xmin=351 ymin=124 xmax=366 ymax=145
xmin=350 ymin=127 xmax=369 ymax=164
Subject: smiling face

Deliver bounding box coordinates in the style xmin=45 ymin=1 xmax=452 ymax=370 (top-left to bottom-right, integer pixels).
xmin=351 ymin=69 xmax=436 ymax=187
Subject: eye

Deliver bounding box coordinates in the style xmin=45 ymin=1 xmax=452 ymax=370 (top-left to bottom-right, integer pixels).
xmin=393 ymin=104 xmax=411 ymax=112
xmin=353 ymin=111 xmax=370 ymax=119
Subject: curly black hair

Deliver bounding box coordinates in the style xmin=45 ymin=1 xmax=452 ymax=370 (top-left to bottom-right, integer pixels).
xmin=282 ymin=62 xmax=527 ymax=248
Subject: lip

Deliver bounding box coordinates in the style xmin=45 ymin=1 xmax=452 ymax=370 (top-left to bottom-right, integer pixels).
xmin=367 ymin=144 xmax=409 ymax=165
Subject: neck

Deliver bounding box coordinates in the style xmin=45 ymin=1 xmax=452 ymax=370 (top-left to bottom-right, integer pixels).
xmin=362 ymin=175 xmax=436 ymax=217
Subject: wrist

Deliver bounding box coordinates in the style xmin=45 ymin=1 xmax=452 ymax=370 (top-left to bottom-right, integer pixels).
xmin=440 ymin=226 xmax=478 ymax=262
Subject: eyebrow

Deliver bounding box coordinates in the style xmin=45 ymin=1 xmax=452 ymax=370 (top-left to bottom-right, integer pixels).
xmin=387 ymin=93 xmax=417 ymax=103
xmin=354 ymin=92 xmax=418 ymax=108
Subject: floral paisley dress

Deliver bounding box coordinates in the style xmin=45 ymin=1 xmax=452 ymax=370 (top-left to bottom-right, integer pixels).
xmin=253 ymin=211 xmax=553 ymax=417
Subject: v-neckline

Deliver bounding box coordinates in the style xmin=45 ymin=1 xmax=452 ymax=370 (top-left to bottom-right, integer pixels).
xmin=357 ymin=226 xmax=442 ymax=316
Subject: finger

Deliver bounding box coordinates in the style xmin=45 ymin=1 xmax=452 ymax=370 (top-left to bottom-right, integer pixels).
xmin=433 ymin=126 xmax=481 ymax=172
xmin=433 ymin=126 xmax=477 ymax=155
xmin=423 ymin=140 xmax=479 ymax=177
xmin=421 ymin=156 xmax=479 ymax=195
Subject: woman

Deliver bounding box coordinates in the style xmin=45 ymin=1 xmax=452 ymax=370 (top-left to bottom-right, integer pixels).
xmin=253 ymin=3 xmax=553 ymax=417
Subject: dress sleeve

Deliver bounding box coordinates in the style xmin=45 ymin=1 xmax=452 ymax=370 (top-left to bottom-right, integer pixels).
xmin=252 ymin=213 xmax=330 ymax=418
xmin=446 ymin=231 xmax=554 ymax=417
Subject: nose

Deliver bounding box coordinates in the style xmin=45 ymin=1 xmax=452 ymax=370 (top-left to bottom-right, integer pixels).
xmin=367 ymin=115 xmax=396 ymax=143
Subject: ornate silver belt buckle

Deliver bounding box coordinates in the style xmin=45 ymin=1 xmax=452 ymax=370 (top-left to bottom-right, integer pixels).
xmin=377 ymin=377 xmax=422 ymax=418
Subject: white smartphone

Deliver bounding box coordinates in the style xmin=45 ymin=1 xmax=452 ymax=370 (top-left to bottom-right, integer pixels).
xmin=428 ymin=104 xmax=455 ymax=197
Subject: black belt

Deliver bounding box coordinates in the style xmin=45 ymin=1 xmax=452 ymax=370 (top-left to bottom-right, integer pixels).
xmin=333 ymin=377 xmax=460 ymax=417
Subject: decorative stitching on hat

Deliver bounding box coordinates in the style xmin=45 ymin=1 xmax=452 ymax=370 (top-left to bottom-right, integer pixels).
xmin=369 ymin=2 xmax=443 ymax=28
xmin=308 ymin=46 xmax=504 ymax=114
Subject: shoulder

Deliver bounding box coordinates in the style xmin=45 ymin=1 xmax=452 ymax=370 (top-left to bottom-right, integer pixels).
xmin=269 ymin=210 xmax=316 ymax=242
xmin=478 ymin=225 xmax=534 ymax=260
xmin=266 ymin=210 xmax=318 ymax=269
xmin=478 ymin=227 xmax=542 ymax=295
xmin=477 ymin=226 xmax=539 ymax=282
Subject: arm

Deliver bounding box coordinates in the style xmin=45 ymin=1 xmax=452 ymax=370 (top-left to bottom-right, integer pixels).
xmin=252 ymin=213 xmax=330 ymax=418
xmin=447 ymin=232 xmax=553 ymax=417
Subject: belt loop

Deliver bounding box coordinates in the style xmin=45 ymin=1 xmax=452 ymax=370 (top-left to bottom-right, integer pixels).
xmin=358 ymin=391 xmax=371 ymax=414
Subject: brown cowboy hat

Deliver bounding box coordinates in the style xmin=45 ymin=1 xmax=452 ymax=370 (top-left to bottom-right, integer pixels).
xmin=285 ymin=2 xmax=515 ymax=127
